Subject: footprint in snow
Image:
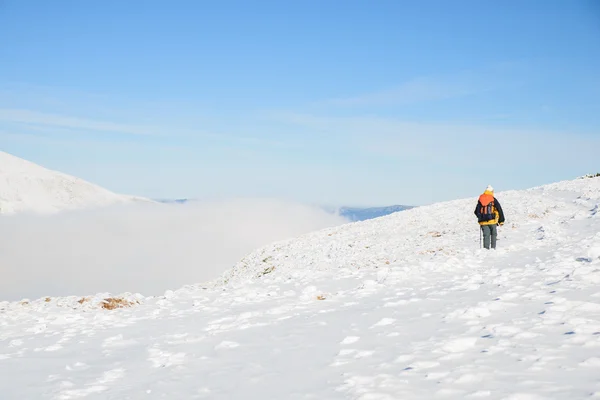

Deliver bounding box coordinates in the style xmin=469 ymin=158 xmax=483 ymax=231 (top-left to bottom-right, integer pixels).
xmin=215 ymin=341 xmax=240 ymax=350
xmin=410 ymin=360 xmax=440 ymax=370
xmin=499 ymin=393 xmax=549 ymax=400
xmin=453 ymin=373 xmax=485 ymax=384
xmin=45 ymin=344 xmax=63 ymax=352
xmin=96 ymin=368 xmax=126 ymax=384
xmin=196 ymin=387 xmax=212 ymax=397
xmin=148 ymin=348 xmax=186 ymax=368
xmin=467 ymin=390 xmax=492 ymax=398
xmin=441 ymin=337 xmax=478 ymax=353
xmin=56 ymin=368 xmax=124 ymax=400
xmin=383 ymin=300 xmax=409 ymax=307
xmin=237 ymin=311 xmax=260 ymax=320
xmin=371 ymin=318 xmax=396 ymax=328
xmin=341 ymin=336 xmax=360 ymax=345
xmin=580 ymin=357 xmax=600 ymax=367
xmin=102 ymin=334 xmax=139 ymax=349
xmin=492 ymin=325 xmax=522 ymax=337
xmin=65 ymin=362 xmax=89 ymax=371
xmin=394 ymin=354 xmax=414 ymax=363
xmin=436 ymin=388 xmax=467 ymax=397
xmin=330 ymin=359 xmax=351 ymax=367
xmin=354 ymin=350 xmax=374 ymax=359
xmin=26 ymin=324 xmax=47 ymax=334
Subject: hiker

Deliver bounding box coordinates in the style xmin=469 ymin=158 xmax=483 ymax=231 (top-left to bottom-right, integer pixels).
xmin=474 ymin=185 xmax=505 ymax=249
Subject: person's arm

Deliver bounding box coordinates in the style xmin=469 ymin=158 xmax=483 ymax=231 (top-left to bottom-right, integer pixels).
xmin=474 ymin=201 xmax=482 ymax=220
xmin=495 ymin=198 xmax=505 ymax=224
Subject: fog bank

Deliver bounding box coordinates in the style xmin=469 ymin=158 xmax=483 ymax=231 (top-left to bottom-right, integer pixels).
xmin=0 ymin=199 xmax=348 ymax=301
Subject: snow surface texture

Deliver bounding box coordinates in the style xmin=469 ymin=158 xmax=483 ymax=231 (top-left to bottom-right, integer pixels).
xmin=0 ymin=151 xmax=145 ymax=214
xmin=2 ymin=177 xmax=600 ymax=399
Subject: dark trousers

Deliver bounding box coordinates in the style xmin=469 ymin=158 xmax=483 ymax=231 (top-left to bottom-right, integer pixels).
xmin=481 ymin=224 xmax=497 ymax=249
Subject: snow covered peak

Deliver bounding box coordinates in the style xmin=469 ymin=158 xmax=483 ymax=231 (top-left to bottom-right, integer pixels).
xmin=0 ymin=151 xmax=146 ymax=214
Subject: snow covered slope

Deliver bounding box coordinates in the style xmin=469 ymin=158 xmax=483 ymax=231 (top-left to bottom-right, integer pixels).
xmin=0 ymin=151 xmax=146 ymax=214
xmin=1 ymin=177 xmax=600 ymax=399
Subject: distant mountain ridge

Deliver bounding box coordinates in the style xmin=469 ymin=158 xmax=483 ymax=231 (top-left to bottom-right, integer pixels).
xmin=157 ymin=198 xmax=190 ymax=204
xmin=156 ymin=199 xmax=414 ymax=222
xmin=337 ymin=205 xmax=415 ymax=221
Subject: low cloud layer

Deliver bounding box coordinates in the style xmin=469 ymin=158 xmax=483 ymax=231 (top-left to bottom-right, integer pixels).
xmin=0 ymin=200 xmax=347 ymax=301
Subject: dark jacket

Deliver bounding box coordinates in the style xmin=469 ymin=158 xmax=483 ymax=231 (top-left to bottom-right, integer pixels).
xmin=474 ymin=194 xmax=505 ymax=226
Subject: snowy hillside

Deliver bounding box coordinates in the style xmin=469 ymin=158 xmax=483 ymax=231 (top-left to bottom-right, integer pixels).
xmin=0 ymin=151 xmax=146 ymax=214
xmin=1 ymin=176 xmax=600 ymax=399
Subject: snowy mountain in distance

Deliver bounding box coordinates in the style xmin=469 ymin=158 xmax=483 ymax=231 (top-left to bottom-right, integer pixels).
xmin=0 ymin=151 xmax=147 ymax=214
xmin=156 ymin=198 xmax=190 ymax=204
xmin=337 ymin=204 xmax=415 ymax=221
xmin=2 ymin=175 xmax=600 ymax=399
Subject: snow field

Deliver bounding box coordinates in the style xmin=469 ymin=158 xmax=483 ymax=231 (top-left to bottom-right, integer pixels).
xmin=1 ymin=176 xmax=599 ymax=399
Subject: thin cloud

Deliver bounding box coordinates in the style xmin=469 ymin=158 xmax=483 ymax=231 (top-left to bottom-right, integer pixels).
xmin=0 ymin=130 xmax=194 ymax=153
xmin=266 ymin=111 xmax=600 ymax=166
xmin=320 ymin=67 xmax=507 ymax=107
xmin=0 ymin=107 xmax=289 ymax=149
xmin=316 ymin=63 xmax=525 ymax=108
xmin=0 ymin=108 xmax=155 ymax=136
xmin=323 ymin=77 xmax=485 ymax=107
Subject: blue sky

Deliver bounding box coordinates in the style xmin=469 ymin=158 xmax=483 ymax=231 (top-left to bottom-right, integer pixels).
xmin=1 ymin=0 xmax=599 ymax=206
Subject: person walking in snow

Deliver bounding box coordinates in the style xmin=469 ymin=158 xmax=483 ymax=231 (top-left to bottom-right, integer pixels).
xmin=474 ymin=185 xmax=505 ymax=249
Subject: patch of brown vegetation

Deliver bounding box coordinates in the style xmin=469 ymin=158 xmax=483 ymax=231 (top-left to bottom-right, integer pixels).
xmin=45 ymin=297 xmax=51 ymax=302
xmin=419 ymin=249 xmax=440 ymax=255
xmin=20 ymin=301 xmax=29 ymax=306
xmin=101 ymin=297 xmax=136 ymax=310
xmin=427 ymin=231 xmax=442 ymax=238
xmin=257 ymin=266 xmax=275 ymax=277
xmin=418 ymin=247 xmax=455 ymax=255
xmin=529 ymin=209 xmax=551 ymax=219
xmin=78 ymin=297 xmax=90 ymax=304
xmin=316 ymin=295 xmax=326 ymax=300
